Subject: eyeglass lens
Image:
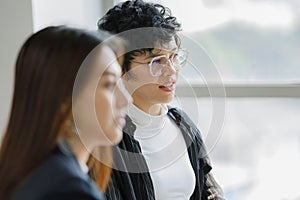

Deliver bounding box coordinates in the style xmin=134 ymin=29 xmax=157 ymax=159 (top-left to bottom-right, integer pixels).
xmin=149 ymin=50 xmax=187 ymax=76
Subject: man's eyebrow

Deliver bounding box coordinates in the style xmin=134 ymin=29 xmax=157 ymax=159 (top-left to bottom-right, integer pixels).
xmin=145 ymin=47 xmax=178 ymax=59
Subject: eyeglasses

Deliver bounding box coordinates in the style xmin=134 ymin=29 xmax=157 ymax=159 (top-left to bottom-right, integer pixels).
xmin=131 ymin=48 xmax=188 ymax=76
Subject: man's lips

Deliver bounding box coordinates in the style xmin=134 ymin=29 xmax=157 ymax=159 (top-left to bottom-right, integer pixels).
xmin=158 ymin=81 xmax=176 ymax=91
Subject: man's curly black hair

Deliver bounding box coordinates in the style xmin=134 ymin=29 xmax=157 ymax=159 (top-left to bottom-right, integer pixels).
xmin=98 ymin=0 xmax=181 ymax=76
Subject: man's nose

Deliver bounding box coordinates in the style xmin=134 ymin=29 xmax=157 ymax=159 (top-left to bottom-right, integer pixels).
xmin=161 ymin=59 xmax=177 ymax=76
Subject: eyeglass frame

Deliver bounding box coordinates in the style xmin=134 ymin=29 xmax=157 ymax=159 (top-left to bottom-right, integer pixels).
xmin=130 ymin=48 xmax=188 ymax=77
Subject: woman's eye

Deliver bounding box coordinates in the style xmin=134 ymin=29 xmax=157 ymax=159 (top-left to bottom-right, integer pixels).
xmin=104 ymin=82 xmax=116 ymax=89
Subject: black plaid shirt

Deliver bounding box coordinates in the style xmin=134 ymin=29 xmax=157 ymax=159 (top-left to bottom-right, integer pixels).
xmin=106 ymin=106 xmax=225 ymax=200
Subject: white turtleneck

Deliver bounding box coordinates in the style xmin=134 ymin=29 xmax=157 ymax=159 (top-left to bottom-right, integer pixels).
xmin=127 ymin=103 xmax=196 ymax=200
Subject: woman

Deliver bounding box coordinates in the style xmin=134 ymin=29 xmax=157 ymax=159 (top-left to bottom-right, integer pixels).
xmin=0 ymin=26 xmax=131 ymax=199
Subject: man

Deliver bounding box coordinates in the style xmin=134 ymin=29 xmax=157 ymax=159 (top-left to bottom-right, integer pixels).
xmin=98 ymin=0 xmax=224 ymax=199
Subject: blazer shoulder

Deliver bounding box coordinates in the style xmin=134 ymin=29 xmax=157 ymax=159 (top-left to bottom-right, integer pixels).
xmin=11 ymin=149 xmax=103 ymax=200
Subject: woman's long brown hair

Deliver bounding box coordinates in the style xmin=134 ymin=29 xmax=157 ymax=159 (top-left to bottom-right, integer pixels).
xmin=0 ymin=26 xmax=119 ymax=198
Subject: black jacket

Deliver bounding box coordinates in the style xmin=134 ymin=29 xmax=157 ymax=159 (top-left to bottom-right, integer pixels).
xmin=106 ymin=106 xmax=224 ymax=200
xmin=11 ymin=140 xmax=104 ymax=200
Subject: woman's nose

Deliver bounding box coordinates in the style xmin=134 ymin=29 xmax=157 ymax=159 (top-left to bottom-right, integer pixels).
xmin=116 ymin=81 xmax=132 ymax=108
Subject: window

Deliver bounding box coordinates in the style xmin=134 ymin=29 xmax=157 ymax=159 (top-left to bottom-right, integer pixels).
xmin=154 ymin=0 xmax=300 ymax=199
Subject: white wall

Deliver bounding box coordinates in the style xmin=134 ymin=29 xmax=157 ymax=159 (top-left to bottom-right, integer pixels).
xmin=32 ymin=0 xmax=104 ymax=31
xmin=0 ymin=0 xmax=113 ymax=138
xmin=0 ymin=0 xmax=34 ymax=137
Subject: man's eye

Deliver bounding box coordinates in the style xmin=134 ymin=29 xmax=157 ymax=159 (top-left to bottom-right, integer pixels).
xmin=173 ymin=53 xmax=179 ymax=59
xmin=151 ymin=57 xmax=167 ymax=66
xmin=151 ymin=58 xmax=161 ymax=65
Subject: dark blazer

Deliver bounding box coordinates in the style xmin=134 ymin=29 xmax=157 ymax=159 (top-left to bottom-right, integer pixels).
xmin=106 ymin=106 xmax=224 ymax=200
xmin=11 ymin=140 xmax=105 ymax=200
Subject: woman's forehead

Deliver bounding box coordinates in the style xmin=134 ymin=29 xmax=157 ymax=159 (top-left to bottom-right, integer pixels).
xmin=88 ymin=45 xmax=121 ymax=78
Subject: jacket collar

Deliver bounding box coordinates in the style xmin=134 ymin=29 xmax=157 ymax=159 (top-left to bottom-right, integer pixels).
xmin=56 ymin=138 xmax=74 ymax=156
xmin=123 ymin=105 xmax=195 ymax=143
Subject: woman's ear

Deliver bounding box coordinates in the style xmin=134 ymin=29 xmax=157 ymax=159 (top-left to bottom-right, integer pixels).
xmin=57 ymin=98 xmax=74 ymax=138
xmin=117 ymin=55 xmax=124 ymax=67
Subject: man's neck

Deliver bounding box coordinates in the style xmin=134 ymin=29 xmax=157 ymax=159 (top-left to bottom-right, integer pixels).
xmin=132 ymin=101 xmax=162 ymax=116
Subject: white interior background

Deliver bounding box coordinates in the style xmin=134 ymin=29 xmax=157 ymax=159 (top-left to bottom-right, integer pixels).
xmin=1 ymin=0 xmax=300 ymax=199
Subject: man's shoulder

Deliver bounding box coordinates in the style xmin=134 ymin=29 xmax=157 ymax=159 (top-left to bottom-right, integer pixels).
xmin=167 ymin=105 xmax=198 ymax=131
